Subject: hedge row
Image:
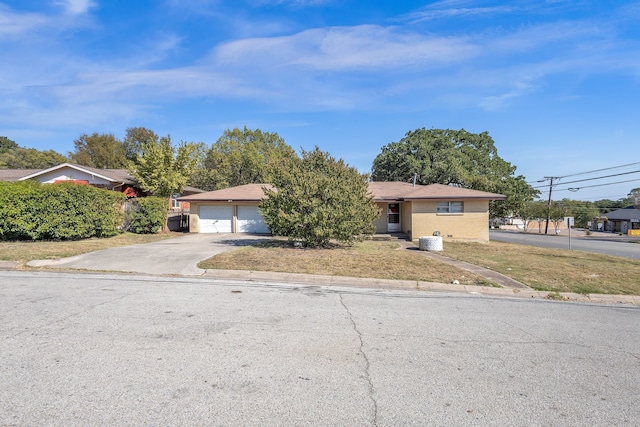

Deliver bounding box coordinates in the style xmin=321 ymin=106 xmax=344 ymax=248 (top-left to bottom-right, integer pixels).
xmin=124 ymin=197 xmax=168 ymax=234
xmin=0 ymin=181 xmax=130 ymax=241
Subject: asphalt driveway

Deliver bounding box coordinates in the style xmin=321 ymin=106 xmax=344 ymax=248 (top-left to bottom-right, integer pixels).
xmin=28 ymin=233 xmax=270 ymax=276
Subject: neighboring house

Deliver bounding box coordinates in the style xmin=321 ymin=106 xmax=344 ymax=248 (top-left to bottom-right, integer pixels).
xmin=0 ymin=162 xmax=143 ymax=196
xmin=593 ymin=206 xmax=640 ymax=235
xmin=0 ymin=162 xmax=203 ymax=210
xmin=179 ymin=181 xmax=505 ymax=242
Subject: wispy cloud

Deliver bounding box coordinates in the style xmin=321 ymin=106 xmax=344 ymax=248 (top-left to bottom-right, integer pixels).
xmin=406 ymin=5 xmax=516 ymax=23
xmin=55 ymin=0 xmax=96 ymax=15
xmin=2 ymin=1 xmax=639 ymax=135
xmin=0 ymin=5 xmax=48 ymax=38
xmin=252 ymin=0 xmax=334 ymax=6
xmin=126 ymin=34 xmax=185 ymax=68
xmin=214 ymin=25 xmax=480 ymax=70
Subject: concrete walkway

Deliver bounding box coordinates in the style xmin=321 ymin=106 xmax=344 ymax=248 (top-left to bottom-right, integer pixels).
xmin=397 ymin=239 xmax=530 ymax=290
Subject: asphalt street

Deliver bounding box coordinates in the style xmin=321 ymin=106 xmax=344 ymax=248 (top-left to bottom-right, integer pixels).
xmin=1 ymin=270 xmax=638 ymax=426
xmin=490 ymin=230 xmax=640 ymax=259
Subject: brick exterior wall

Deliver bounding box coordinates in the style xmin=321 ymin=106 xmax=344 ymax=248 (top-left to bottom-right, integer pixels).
xmin=373 ymin=200 xmax=491 ymax=241
xmin=409 ymin=200 xmax=490 ymax=241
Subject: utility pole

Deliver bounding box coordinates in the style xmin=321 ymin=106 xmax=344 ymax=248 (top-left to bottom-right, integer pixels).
xmin=543 ymin=176 xmax=559 ymax=235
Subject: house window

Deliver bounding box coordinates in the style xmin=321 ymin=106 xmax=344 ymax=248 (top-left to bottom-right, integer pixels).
xmin=437 ymin=201 xmax=464 ymax=214
xmin=171 ymin=195 xmax=181 ymax=209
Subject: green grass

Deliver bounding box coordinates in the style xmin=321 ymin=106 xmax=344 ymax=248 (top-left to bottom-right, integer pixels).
xmin=199 ymin=239 xmax=492 ymax=286
xmin=441 ymin=241 xmax=640 ymax=295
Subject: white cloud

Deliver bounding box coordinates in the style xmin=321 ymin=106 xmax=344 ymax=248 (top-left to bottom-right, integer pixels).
xmin=252 ymin=0 xmax=334 ymax=6
xmin=214 ymin=25 xmax=480 ymax=71
xmin=406 ymin=5 xmax=515 ymax=23
xmin=0 ymin=5 xmax=48 ymax=38
xmin=3 ymin=3 xmax=640 ymax=135
xmin=480 ymin=85 xmax=533 ymax=111
xmin=55 ymin=0 xmax=96 ymax=15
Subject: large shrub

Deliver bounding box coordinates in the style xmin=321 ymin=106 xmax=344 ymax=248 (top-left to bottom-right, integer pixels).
xmin=260 ymin=147 xmax=380 ymax=248
xmin=0 ymin=181 xmax=125 ymax=240
xmin=124 ymin=196 xmax=167 ymax=234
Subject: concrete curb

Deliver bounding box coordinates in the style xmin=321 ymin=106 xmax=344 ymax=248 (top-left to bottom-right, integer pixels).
xmin=0 ymin=260 xmax=22 ymax=270
xmin=204 ymin=269 xmax=640 ymax=306
xmin=5 ymin=253 xmax=639 ymax=306
xmin=26 ymin=255 xmax=85 ymax=268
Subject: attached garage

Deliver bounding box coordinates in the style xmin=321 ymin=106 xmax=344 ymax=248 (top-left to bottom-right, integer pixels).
xmin=237 ymin=205 xmax=269 ymax=233
xmin=199 ymin=205 xmax=233 ymax=233
xmin=178 ymin=183 xmax=274 ymax=234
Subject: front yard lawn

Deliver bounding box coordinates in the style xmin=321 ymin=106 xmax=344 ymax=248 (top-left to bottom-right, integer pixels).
xmin=442 ymin=241 xmax=640 ymax=295
xmin=200 ymin=238 xmax=640 ymax=296
xmin=199 ymin=239 xmax=496 ymax=286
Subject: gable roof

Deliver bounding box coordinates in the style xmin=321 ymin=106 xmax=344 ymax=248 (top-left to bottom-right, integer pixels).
xmin=0 ymin=169 xmax=41 ymax=181
xmin=178 ymin=183 xmax=275 ymax=202
xmin=2 ymin=163 xmax=206 ymax=195
xmin=14 ymin=163 xmax=136 ymax=184
xmin=600 ymin=206 xmax=640 ymax=221
xmin=178 ymin=181 xmax=505 ymax=202
xmin=368 ymin=181 xmax=506 ymax=201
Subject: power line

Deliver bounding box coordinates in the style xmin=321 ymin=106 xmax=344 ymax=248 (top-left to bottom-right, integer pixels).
xmin=565 ymin=178 xmax=640 ymax=191
xmin=532 ymin=169 xmax=640 ymax=189
xmin=557 ymin=161 xmax=640 ymax=179
xmin=549 ymin=179 xmax=638 ymax=193
xmin=528 ymin=160 xmax=640 ymax=184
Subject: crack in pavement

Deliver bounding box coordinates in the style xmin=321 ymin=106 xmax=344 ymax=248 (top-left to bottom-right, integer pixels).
xmin=339 ymin=294 xmax=378 ymax=427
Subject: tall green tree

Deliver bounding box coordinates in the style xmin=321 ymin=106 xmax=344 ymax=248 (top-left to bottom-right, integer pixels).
xmin=628 ymin=188 xmax=640 ymax=207
xmin=0 ymin=147 xmax=68 ymax=168
xmin=190 ymin=127 xmax=298 ymax=191
xmin=0 ymin=136 xmax=18 ymax=154
xmin=371 ymin=128 xmax=539 ymax=218
xmin=123 ymin=127 xmax=160 ymax=162
xmin=559 ymin=199 xmax=600 ymax=228
xmin=522 ymin=201 xmax=549 ymax=234
xmin=549 ymin=201 xmax=570 ymax=233
xmin=129 ymin=135 xmax=203 ymax=231
xmin=260 ymin=147 xmax=380 ymax=248
xmin=69 ymin=133 xmax=128 ymax=168
xmin=129 ymin=135 xmax=203 ymax=199
xmin=593 ymin=198 xmax=630 ymax=214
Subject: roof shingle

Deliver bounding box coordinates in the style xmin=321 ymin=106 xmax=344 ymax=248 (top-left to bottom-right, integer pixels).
xmin=178 ymin=181 xmax=505 ymax=202
xmin=178 ymin=183 xmax=275 ymax=201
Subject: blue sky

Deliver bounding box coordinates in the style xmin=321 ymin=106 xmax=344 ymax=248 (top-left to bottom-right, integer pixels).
xmin=2 ymin=0 xmax=639 ymax=202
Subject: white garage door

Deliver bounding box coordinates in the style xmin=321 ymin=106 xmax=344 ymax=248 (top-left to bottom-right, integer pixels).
xmin=237 ymin=205 xmax=269 ymax=234
xmin=199 ymin=205 xmax=233 ymax=233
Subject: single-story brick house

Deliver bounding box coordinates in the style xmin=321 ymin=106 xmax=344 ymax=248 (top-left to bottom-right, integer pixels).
xmin=0 ymin=163 xmax=203 ymax=211
xmin=179 ymin=181 xmax=505 ymax=242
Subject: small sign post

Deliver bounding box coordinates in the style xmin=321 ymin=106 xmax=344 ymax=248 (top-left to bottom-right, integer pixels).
xmin=565 ymin=216 xmax=575 ymax=250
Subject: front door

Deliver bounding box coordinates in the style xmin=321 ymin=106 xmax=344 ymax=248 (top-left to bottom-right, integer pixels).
xmin=387 ymin=203 xmax=401 ymax=232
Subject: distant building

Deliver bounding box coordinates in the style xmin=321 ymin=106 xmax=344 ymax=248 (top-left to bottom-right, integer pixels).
xmin=593 ymin=206 xmax=640 ymax=234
